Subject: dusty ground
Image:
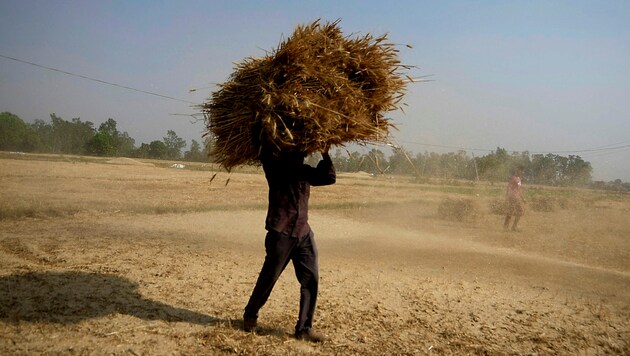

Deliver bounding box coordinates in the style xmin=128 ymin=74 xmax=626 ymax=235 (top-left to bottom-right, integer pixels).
xmin=0 ymin=154 xmax=628 ymax=355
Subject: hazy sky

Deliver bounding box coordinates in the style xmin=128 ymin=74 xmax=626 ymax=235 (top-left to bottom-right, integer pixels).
xmin=1 ymin=1 xmax=628 ymax=181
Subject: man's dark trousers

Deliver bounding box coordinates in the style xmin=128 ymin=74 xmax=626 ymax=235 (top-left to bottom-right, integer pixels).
xmin=244 ymin=230 xmax=319 ymax=332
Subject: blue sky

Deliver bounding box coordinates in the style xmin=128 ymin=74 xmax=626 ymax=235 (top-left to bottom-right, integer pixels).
xmin=1 ymin=0 xmax=628 ymax=180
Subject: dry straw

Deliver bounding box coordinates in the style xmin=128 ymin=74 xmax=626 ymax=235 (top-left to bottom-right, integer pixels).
xmin=201 ymin=19 xmax=413 ymax=170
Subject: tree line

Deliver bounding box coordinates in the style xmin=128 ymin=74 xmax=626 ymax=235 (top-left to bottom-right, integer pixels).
xmin=1 ymin=111 xmax=620 ymax=189
xmin=0 ymin=112 xmax=206 ymax=161
xmin=325 ymin=146 xmax=594 ymax=187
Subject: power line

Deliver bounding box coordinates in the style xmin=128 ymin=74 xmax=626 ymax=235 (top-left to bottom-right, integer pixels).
xmin=582 ymin=139 xmax=630 ymax=151
xmin=396 ymin=139 xmax=490 ymax=152
xmin=580 ymin=145 xmax=630 ymax=159
xmin=397 ymin=139 xmax=630 ymax=156
xmin=533 ymin=144 xmax=630 ymax=155
xmin=0 ymin=53 xmax=198 ymax=105
xmin=2 ymin=53 xmax=628 ymax=159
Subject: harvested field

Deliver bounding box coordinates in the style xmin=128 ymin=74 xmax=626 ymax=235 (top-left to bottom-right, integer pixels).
xmin=1 ymin=153 xmax=629 ymax=355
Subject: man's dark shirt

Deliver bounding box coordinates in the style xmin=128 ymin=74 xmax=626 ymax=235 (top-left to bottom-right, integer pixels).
xmin=262 ymin=152 xmax=336 ymax=238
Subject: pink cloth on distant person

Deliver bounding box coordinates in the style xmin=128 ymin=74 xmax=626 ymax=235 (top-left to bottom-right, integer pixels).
xmin=506 ymin=175 xmax=524 ymax=216
xmin=507 ymin=175 xmax=522 ymax=200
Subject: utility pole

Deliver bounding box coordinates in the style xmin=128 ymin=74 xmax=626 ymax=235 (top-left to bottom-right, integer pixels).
xmin=472 ymin=152 xmax=480 ymax=181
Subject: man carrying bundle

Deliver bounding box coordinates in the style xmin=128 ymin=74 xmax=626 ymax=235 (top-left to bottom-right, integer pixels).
xmin=201 ymin=19 xmax=411 ymax=342
xmin=243 ymin=148 xmax=336 ymax=342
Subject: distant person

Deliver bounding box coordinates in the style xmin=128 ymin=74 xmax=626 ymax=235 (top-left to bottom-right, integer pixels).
xmin=243 ymin=148 xmax=336 ymax=343
xmin=504 ymin=165 xmax=526 ymax=231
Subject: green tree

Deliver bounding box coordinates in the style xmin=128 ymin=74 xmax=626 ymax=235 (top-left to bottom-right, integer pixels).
xmin=331 ymin=149 xmax=349 ymax=171
xmin=148 ymin=140 xmax=167 ymax=159
xmin=431 ymin=150 xmax=473 ymax=179
xmin=29 ymin=119 xmax=53 ymax=151
xmin=184 ymin=139 xmax=205 ymax=161
xmin=454 ymin=150 xmax=476 ymax=180
xmin=133 ymin=143 xmax=151 ymax=158
xmin=203 ymin=136 xmax=214 ymax=162
xmin=555 ymin=155 xmax=570 ymax=185
xmin=48 ymin=114 xmax=95 ymax=154
xmin=388 ymin=148 xmax=415 ymax=175
xmin=0 ymin=112 xmax=40 ymax=151
xmin=477 ymin=147 xmax=510 ymax=182
xmin=116 ymin=131 xmax=136 ymax=157
xmin=163 ymin=130 xmax=186 ymax=159
xmin=87 ymin=118 xmax=135 ymax=157
xmin=86 ymin=132 xmax=115 ymax=156
xmin=346 ymin=151 xmax=365 ymax=172
xmin=530 ymin=153 xmax=557 ymax=185
xmin=98 ymin=118 xmax=118 ymax=137
xmin=414 ymin=152 xmax=436 ymax=177
xmin=565 ymin=155 xmax=592 ymax=186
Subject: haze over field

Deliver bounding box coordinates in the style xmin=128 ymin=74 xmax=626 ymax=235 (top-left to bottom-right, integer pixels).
xmin=0 ymin=1 xmax=628 ymax=180
xmin=1 ymin=156 xmax=628 ymax=354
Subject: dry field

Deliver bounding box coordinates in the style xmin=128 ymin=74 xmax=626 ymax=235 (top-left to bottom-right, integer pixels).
xmin=0 ymin=153 xmax=628 ymax=355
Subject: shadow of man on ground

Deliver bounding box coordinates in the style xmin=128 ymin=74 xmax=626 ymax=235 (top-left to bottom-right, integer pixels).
xmin=0 ymin=271 xmax=220 ymax=326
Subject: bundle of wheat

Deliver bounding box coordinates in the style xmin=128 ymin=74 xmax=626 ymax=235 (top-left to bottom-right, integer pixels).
xmin=201 ymin=19 xmax=411 ymax=170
